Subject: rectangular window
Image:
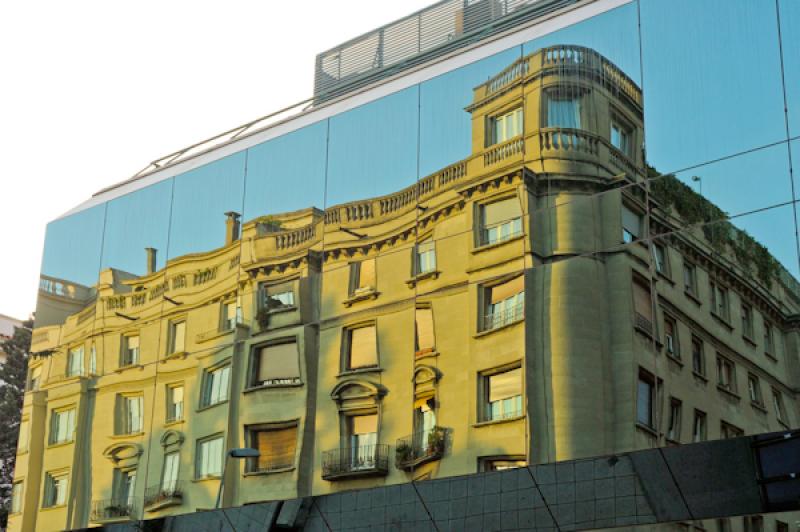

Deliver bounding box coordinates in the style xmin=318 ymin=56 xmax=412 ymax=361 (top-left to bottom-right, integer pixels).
xmin=637 ymin=370 xmax=655 ymax=428
xmin=11 ymin=481 xmax=23 ymax=514
xmin=161 ymin=452 xmax=180 ymax=491
xmin=720 ymin=421 xmax=743 ymax=439
xmin=221 ymin=301 xmax=239 ymax=331
xmin=653 ymin=244 xmax=668 ymax=275
xmin=632 ymin=278 xmax=654 ymax=333
xmin=118 ymin=395 xmax=144 ymax=435
xmin=772 ymin=389 xmax=786 ymax=424
xmin=49 ymin=408 xmax=75 ymax=445
xmin=610 ymin=120 xmax=631 ymax=155
xmin=683 ymin=260 xmax=698 ymax=296
xmin=17 ymin=420 xmax=29 ymax=452
xmin=480 ymin=457 xmax=527 ymax=472
xmin=251 ymin=341 xmax=301 ymax=387
xmin=168 ymin=320 xmax=186 ymax=354
xmin=692 ymin=410 xmax=707 ymax=442
xmin=622 ymin=205 xmax=642 ymax=243
xmin=67 ymin=346 xmax=84 ymax=377
xmin=349 ymin=259 xmax=376 ymax=296
xmin=347 ymin=414 xmax=378 ymax=461
xmin=415 ymin=307 xmax=436 ymax=355
xmin=344 ymin=325 xmax=378 ymax=370
xmin=717 ymin=355 xmax=736 ymax=393
xmin=490 ymin=107 xmax=523 ymax=144
xmin=483 ymin=276 xmax=524 ymax=331
xmin=717 ymin=519 xmax=732 ymax=532
xmin=776 ymin=521 xmax=789 ymax=532
xmin=247 ymin=423 xmax=298 ymax=473
xmin=747 ymin=374 xmax=763 ymax=406
xmin=201 ymin=365 xmax=230 ymax=407
xmin=263 ymin=281 xmax=296 ymax=311
xmin=546 ymin=92 xmax=581 ymax=129
xmin=121 ymin=335 xmax=140 ymax=367
xmin=89 ymin=345 xmax=97 ymax=375
xmin=710 ymin=280 xmax=730 ymax=321
xmin=482 ymin=366 xmax=522 ymax=422
xmin=196 ymin=436 xmax=224 ymax=479
xmin=479 ymin=197 xmax=522 ymax=246
xmin=29 ymin=366 xmax=41 ymax=391
xmin=667 ymin=398 xmax=682 ymax=442
xmin=112 ymin=469 xmax=137 ymax=506
xmin=664 ymin=316 xmax=679 ymax=358
xmin=691 ymin=336 xmax=705 ymax=376
xmin=415 ymin=239 xmax=436 ymax=275
xmin=167 ymin=384 xmax=184 ymax=423
xmin=742 ymin=305 xmax=754 ymax=339
xmin=43 ymin=472 xmax=68 ymax=508
xmin=764 ymin=321 xmax=775 ymax=356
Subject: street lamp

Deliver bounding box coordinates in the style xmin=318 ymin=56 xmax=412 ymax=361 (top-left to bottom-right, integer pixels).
xmin=214 ymin=448 xmax=260 ymax=509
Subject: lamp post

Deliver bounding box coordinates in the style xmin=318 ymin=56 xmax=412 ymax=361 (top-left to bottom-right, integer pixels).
xmin=214 ymin=448 xmax=260 ymax=509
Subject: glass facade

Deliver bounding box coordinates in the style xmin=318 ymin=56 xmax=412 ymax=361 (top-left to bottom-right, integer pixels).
xmin=14 ymin=1 xmax=800 ymax=530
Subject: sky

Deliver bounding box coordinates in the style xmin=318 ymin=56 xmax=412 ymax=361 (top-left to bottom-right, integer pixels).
xmin=0 ymin=0 xmax=433 ymax=320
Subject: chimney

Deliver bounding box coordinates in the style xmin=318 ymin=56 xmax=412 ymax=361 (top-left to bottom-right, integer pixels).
xmin=145 ymin=248 xmax=157 ymax=275
xmin=225 ymin=212 xmax=241 ymax=245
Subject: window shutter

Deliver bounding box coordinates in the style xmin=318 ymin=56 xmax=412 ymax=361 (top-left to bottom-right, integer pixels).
xmin=415 ymin=308 xmax=435 ymax=352
xmin=359 ymin=259 xmax=376 ymax=288
xmin=351 ymin=414 xmax=378 ymax=435
xmin=483 ymin=198 xmax=522 ymax=227
xmin=622 ymin=206 xmax=642 ymax=238
xmin=633 ymin=280 xmax=653 ymax=322
xmin=490 ymin=276 xmax=524 ymax=305
xmin=349 ymin=326 xmax=377 ymax=368
xmin=256 ymin=426 xmax=297 ymax=469
xmin=258 ymin=342 xmax=301 ymax=382
xmin=489 ymin=368 xmax=521 ymax=402
xmin=173 ymin=322 xmax=185 ymax=352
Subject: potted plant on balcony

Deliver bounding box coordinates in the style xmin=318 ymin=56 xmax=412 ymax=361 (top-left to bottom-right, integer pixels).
xmin=395 ymin=441 xmax=413 ymax=466
xmin=426 ymin=426 xmax=446 ymax=455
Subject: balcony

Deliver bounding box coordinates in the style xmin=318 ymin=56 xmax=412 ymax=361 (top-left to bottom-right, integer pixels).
xmin=483 ymin=301 xmax=524 ymax=332
xmin=144 ymin=482 xmax=183 ymax=512
xmin=395 ymin=427 xmax=448 ymax=471
xmin=321 ymin=444 xmax=390 ymax=480
xmin=90 ymin=498 xmax=139 ymax=523
xmin=634 ymin=312 xmax=654 ymax=336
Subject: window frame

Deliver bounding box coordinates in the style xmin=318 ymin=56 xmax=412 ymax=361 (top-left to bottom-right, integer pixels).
xmin=248 ymin=337 xmax=303 ymax=388
xmin=166 ymin=383 xmax=185 ymax=423
xmin=49 ymin=407 xmax=76 ymax=445
xmin=709 ymin=279 xmax=730 ymax=322
xmin=348 ymin=259 xmax=377 ymax=297
xmin=741 ymin=304 xmax=754 ymax=340
xmin=747 ymin=373 xmax=763 ymax=406
xmin=10 ymin=480 xmax=23 ymax=514
xmin=66 ymin=344 xmax=85 ymax=378
xmin=621 ymin=204 xmax=643 ymax=244
xmin=691 ymin=335 xmax=706 ymax=377
xmin=341 ymin=322 xmax=379 ymax=372
xmin=692 ymin=409 xmax=707 ymax=443
xmin=413 ymin=238 xmax=437 ymax=277
xmin=43 ymin=471 xmax=69 ymax=508
xmin=200 ymin=363 xmax=231 ymax=408
xmin=167 ymin=319 xmax=186 ymax=355
xmin=260 ymin=279 xmax=298 ymax=313
xmin=244 ymin=421 xmax=299 ymax=474
xmin=636 ymin=369 xmax=657 ymax=429
xmin=121 ymin=333 xmax=140 ymax=368
xmin=220 ymin=299 xmax=239 ymax=331
xmin=667 ymin=397 xmax=682 ymax=442
xmin=479 ymin=362 xmax=524 ymax=423
xmin=663 ymin=314 xmax=680 ymax=359
xmin=652 ymin=243 xmax=669 ymax=276
xmin=476 ymin=195 xmax=523 ymax=248
xmin=195 ymin=434 xmax=225 ymax=480
xmin=480 ymin=275 xmax=525 ymax=333
xmin=716 ymin=355 xmax=737 ymax=394
xmin=772 ymin=388 xmax=786 ymax=425
xmin=117 ymin=393 xmax=144 ymax=435
xmin=488 ymin=106 xmax=523 ymax=146
xmin=478 ymin=455 xmax=527 ymax=472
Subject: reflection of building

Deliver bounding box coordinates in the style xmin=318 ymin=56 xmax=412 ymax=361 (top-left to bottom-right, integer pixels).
xmin=9 ymin=46 xmax=799 ymax=532
xmin=0 ymin=313 xmax=24 ymax=367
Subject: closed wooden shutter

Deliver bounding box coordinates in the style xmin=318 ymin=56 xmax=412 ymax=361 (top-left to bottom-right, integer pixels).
xmin=482 ymin=198 xmax=522 ymax=226
xmin=351 ymin=414 xmax=378 ymax=435
xmin=358 ymin=259 xmax=376 ymax=288
xmin=489 ymin=368 xmax=521 ymax=402
xmin=258 ymin=342 xmax=301 ymax=382
xmin=633 ymin=279 xmax=653 ymax=322
xmin=415 ymin=308 xmax=435 ymax=352
xmin=491 ymin=276 xmax=524 ymax=304
xmin=349 ymin=326 xmax=377 ymax=368
xmin=256 ymin=426 xmax=297 ymax=470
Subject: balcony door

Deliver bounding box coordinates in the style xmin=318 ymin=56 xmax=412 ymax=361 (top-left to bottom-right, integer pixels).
xmin=348 ymin=414 xmax=377 ymax=470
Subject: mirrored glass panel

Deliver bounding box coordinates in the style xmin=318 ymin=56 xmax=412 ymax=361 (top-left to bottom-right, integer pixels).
xmin=640 ymin=0 xmax=786 ymax=171
xmin=326 ymin=86 xmax=419 ymax=206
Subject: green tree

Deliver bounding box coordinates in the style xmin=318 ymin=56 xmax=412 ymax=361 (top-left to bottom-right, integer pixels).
xmin=0 ymin=320 xmax=31 ymax=528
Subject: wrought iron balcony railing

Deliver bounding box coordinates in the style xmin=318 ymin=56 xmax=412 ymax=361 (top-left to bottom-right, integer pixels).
xmin=90 ymin=498 xmax=139 ymax=522
xmin=395 ymin=427 xmax=448 ymax=471
xmin=143 ymin=482 xmax=183 ymax=510
xmin=321 ymin=444 xmax=390 ymax=480
xmin=483 ymin=301 xmax=524 ymax=331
